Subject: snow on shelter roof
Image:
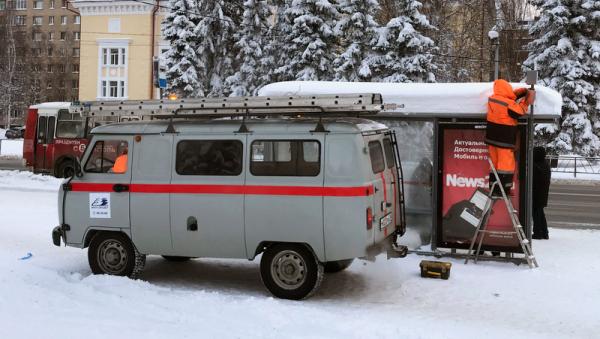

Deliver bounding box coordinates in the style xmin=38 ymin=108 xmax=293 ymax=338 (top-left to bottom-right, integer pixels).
xmin=259 ymin=81 xmax=562 ymax=120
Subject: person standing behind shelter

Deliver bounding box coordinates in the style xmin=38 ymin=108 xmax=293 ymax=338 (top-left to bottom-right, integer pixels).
xmin=532 ymin=147 xmax=551 ymax=239
xmin=485 ymin=79 xmax=536 ymax=195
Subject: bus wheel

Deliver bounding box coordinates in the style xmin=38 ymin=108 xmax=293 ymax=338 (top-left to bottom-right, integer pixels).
xmin=324 ymin=259 xmax=354 ymax=273
xmin=56 ymin=160 xmax=75 ymax=178
xmin=260 ymin=244 xmax=324 ymax=300
xmin=88 ymin=232 xmax=146 ymax=279
xmin=161 ymin=256 xmax=192 ymax=262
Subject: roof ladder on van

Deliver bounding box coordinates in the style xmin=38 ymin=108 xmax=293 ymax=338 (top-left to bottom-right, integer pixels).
xmin=69 ymin=94 xmax=391 ymax=120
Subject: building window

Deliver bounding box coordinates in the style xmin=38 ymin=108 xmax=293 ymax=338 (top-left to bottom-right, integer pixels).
xmin=32 ymin=48 xmax=42 ymax=56
xmin=48 ymin=16 xmax=54 ymax=25
xmin=47 ymin=64 xmax=53 ymax=73
xmin=0 ymin=0 xmax=6 ymax=10
xmin=33 ymin=16 xmax=42 ymax=25
xmin=72 ymin=48 xmax=79 ymax=57
xmin=72 ymin=64 xmax=79 ymax=73
xmin=101 ymin=47 xmax=126 ymax=66
xmin=15 ymin=0 xmax=26 ymax=10
xmin=98 ymin=43 xmax=128 ymax=99
xmin=58 ymin=64 xmax=65 ymax=73
xmin=73 ymin=31 xmax=80 ymax=40
xmin=47 ymin=80 xmax=53 ymax=89
xmin=72 ymin=79 xmax=79 ymax=89
xmin=58 ymin=48 xmax=65 ymax=56
xmin=108 ymin=18 xmax=121 ymax=33
xmin=74 ymin=15 xmax=80 ymax=24
xmin=33 ymin=64 xmax=40 ymax=72
xmin=61 ymin=0 xmax=66 ymax=8
xmin=50 ymin=0 xmax=54 ymax=9
xmin=61 ymin=15 xmax=67 ymax=25
xmin=13 ymin=15 xmax=26 ymax=26
xmin=33 ymin=32 xmax=42 ymax=41
xmin=60 ymin=31 xmax=66 ymax=40
xmin=47 ymin=47 xmax=53 ymax=56
xmin=48 ymin=32 xmax=54 ymax=40
xmin=33 ymin=0 xmax=43 ymax=9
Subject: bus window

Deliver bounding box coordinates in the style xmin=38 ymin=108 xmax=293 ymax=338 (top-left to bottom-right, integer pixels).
xmin=56 ymin=110 xmax=85 ymax=138
xmin=37 ymin=116 xmax=47 ymax=143
xmin=47 ymin=116 xmax=56 ymax=142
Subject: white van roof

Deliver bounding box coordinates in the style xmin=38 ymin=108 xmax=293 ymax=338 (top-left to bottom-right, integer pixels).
xmin=258 ymin=81 xmax=562 ymax=120
xmin=91 ymin=118 xmax=389 ymax=135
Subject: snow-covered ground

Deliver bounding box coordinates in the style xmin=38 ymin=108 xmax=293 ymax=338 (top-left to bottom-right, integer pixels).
xmin=0 ymin=170 xmax=599 ymax=339
xmin=0 ymin=139 xmax=23 ymax=157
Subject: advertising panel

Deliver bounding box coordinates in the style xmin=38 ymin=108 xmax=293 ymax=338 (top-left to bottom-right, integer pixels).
xmin=437 ymin=124 xmax=526 ymax=252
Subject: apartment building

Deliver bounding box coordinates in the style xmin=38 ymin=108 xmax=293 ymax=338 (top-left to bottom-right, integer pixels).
xmin=0 ymin=0 xmax=80 ymax=126
xmin=72 ymin=0 xmax=167 ymax=101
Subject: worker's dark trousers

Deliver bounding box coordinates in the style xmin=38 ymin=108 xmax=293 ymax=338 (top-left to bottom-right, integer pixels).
xmin=532 ymin=207 xmax=549 ymax=238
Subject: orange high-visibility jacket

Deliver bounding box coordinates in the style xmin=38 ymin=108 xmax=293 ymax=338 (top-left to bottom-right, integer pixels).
xmin=485 ymin=80 xmax=530 ymax=149
xmin=112 ymin=154 xmax=128 ymax=173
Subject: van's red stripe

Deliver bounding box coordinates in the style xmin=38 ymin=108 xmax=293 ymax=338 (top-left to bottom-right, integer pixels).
xmin=70 ymin=183 xmax=374 ymax=197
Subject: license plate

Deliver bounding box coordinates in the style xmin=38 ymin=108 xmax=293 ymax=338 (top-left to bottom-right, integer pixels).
xmin=379 ymin=213 xmax=392 ymax=230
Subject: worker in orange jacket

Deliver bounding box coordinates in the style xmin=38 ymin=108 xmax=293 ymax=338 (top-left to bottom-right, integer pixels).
xmin=112 ymin=147 xmax=128 ymax=174
xmin=485 ymin=79 xmax=535 ymax=195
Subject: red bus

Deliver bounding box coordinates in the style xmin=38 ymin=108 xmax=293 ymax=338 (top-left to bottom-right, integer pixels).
xmin=23 ymin=102 xmax=134 ymax=177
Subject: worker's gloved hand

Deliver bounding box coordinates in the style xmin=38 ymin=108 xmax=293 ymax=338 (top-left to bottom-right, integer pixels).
xmin=525 ymin=89 xmax=536 ymax=105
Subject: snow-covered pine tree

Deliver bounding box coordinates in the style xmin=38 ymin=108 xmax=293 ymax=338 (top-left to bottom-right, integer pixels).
xmin=194 ymin=0 xmax=240 ymax=97
xmin=263 ymin=0 xmax=291 ymax=85
xmin=332 ymin=0 xmax=381 ymax=81
xmin=276 ymin=0 xmax=340 ymax=81
xmin=225 ymin=0 xmax=272 ymax=96
xmin=581 ymin=0 xmax=600 ymax=147
xmin=524 ymin=0 xmax=600 ymax=156
xmin=161 ymin=0 xmax=202 ymax=97
xmin=371 ymin=0 xmax=437 ymax=83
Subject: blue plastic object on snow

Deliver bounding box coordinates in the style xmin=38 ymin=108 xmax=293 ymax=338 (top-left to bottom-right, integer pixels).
xmin=19 ymin=252 xmax=33 ymax=260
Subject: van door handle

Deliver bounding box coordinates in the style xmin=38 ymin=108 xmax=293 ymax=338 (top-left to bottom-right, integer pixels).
xmin=112 ymin=184 xmax=129 ymax=193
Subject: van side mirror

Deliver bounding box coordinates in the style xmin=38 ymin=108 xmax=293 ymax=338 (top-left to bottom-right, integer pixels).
xmin=75 ymin=156 xmax=84 ymax=178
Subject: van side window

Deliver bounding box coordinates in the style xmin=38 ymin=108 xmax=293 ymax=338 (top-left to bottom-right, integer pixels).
xmin=383 ymin=138 xmax=396 ymax=169
xmin=84 ymin=140 xmax=129 ymax=173
xmin=251 ymin=140 xmax=320 ymax=176
xmin=368 ymin=140 xmax=385 ymax=174
xmin=176 ymin=140 xmax=243 ymax=176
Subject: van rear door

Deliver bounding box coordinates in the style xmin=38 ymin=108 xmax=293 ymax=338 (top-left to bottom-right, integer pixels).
xmin=364 ymin=135 xmax=393 ymax=244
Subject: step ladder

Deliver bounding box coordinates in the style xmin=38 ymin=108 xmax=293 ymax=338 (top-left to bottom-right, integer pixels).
xmin=464 ymin=158 xmax=538 ymax=268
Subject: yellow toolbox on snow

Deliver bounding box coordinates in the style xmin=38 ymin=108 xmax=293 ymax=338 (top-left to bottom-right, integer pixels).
xmin=419 ymin=260 xmax=452 ymax=280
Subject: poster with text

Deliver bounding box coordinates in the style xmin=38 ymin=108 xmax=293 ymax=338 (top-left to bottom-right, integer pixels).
xmin=438 ymin=127 xmax=522 ymax=251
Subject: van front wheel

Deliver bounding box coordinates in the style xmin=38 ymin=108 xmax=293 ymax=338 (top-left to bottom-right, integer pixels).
xmin=260 ymin=244 xmax=324 ymax=300
xmin=88 ymin=232 xmax=146 ymax=279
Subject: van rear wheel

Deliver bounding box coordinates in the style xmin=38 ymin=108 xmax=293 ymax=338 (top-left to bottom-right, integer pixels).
xmin=260 ymin=244 xmax=324 ymax=300
xmin=161 ymin=255 xmax=192 ymax=262
xmin=88 ymin=232 xmax=146 ymax=279
xmin=324 ymin=259 xmax=354 ymax=273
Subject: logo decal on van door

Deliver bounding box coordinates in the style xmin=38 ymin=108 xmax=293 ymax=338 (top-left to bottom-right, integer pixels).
xmin=89 ymin=193 xmax=111 ymax=218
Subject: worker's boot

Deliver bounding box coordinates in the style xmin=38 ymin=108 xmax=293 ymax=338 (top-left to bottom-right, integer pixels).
xmin=499 ymin=173 xmax=514 ymax=196
xmin=488 ymin=172 xmax=502 ymax=197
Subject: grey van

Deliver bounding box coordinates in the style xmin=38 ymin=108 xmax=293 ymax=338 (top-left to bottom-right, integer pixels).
xmin=53 ymin=118 xmax=407 ymax=299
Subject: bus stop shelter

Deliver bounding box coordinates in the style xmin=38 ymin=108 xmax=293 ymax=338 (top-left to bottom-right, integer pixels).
xmin=260 ymin=81 xmax=562 ymax=262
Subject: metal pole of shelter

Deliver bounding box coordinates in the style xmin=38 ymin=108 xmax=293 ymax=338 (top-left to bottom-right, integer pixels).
xmin=525 ymin=71 xmax=538 ymax=243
